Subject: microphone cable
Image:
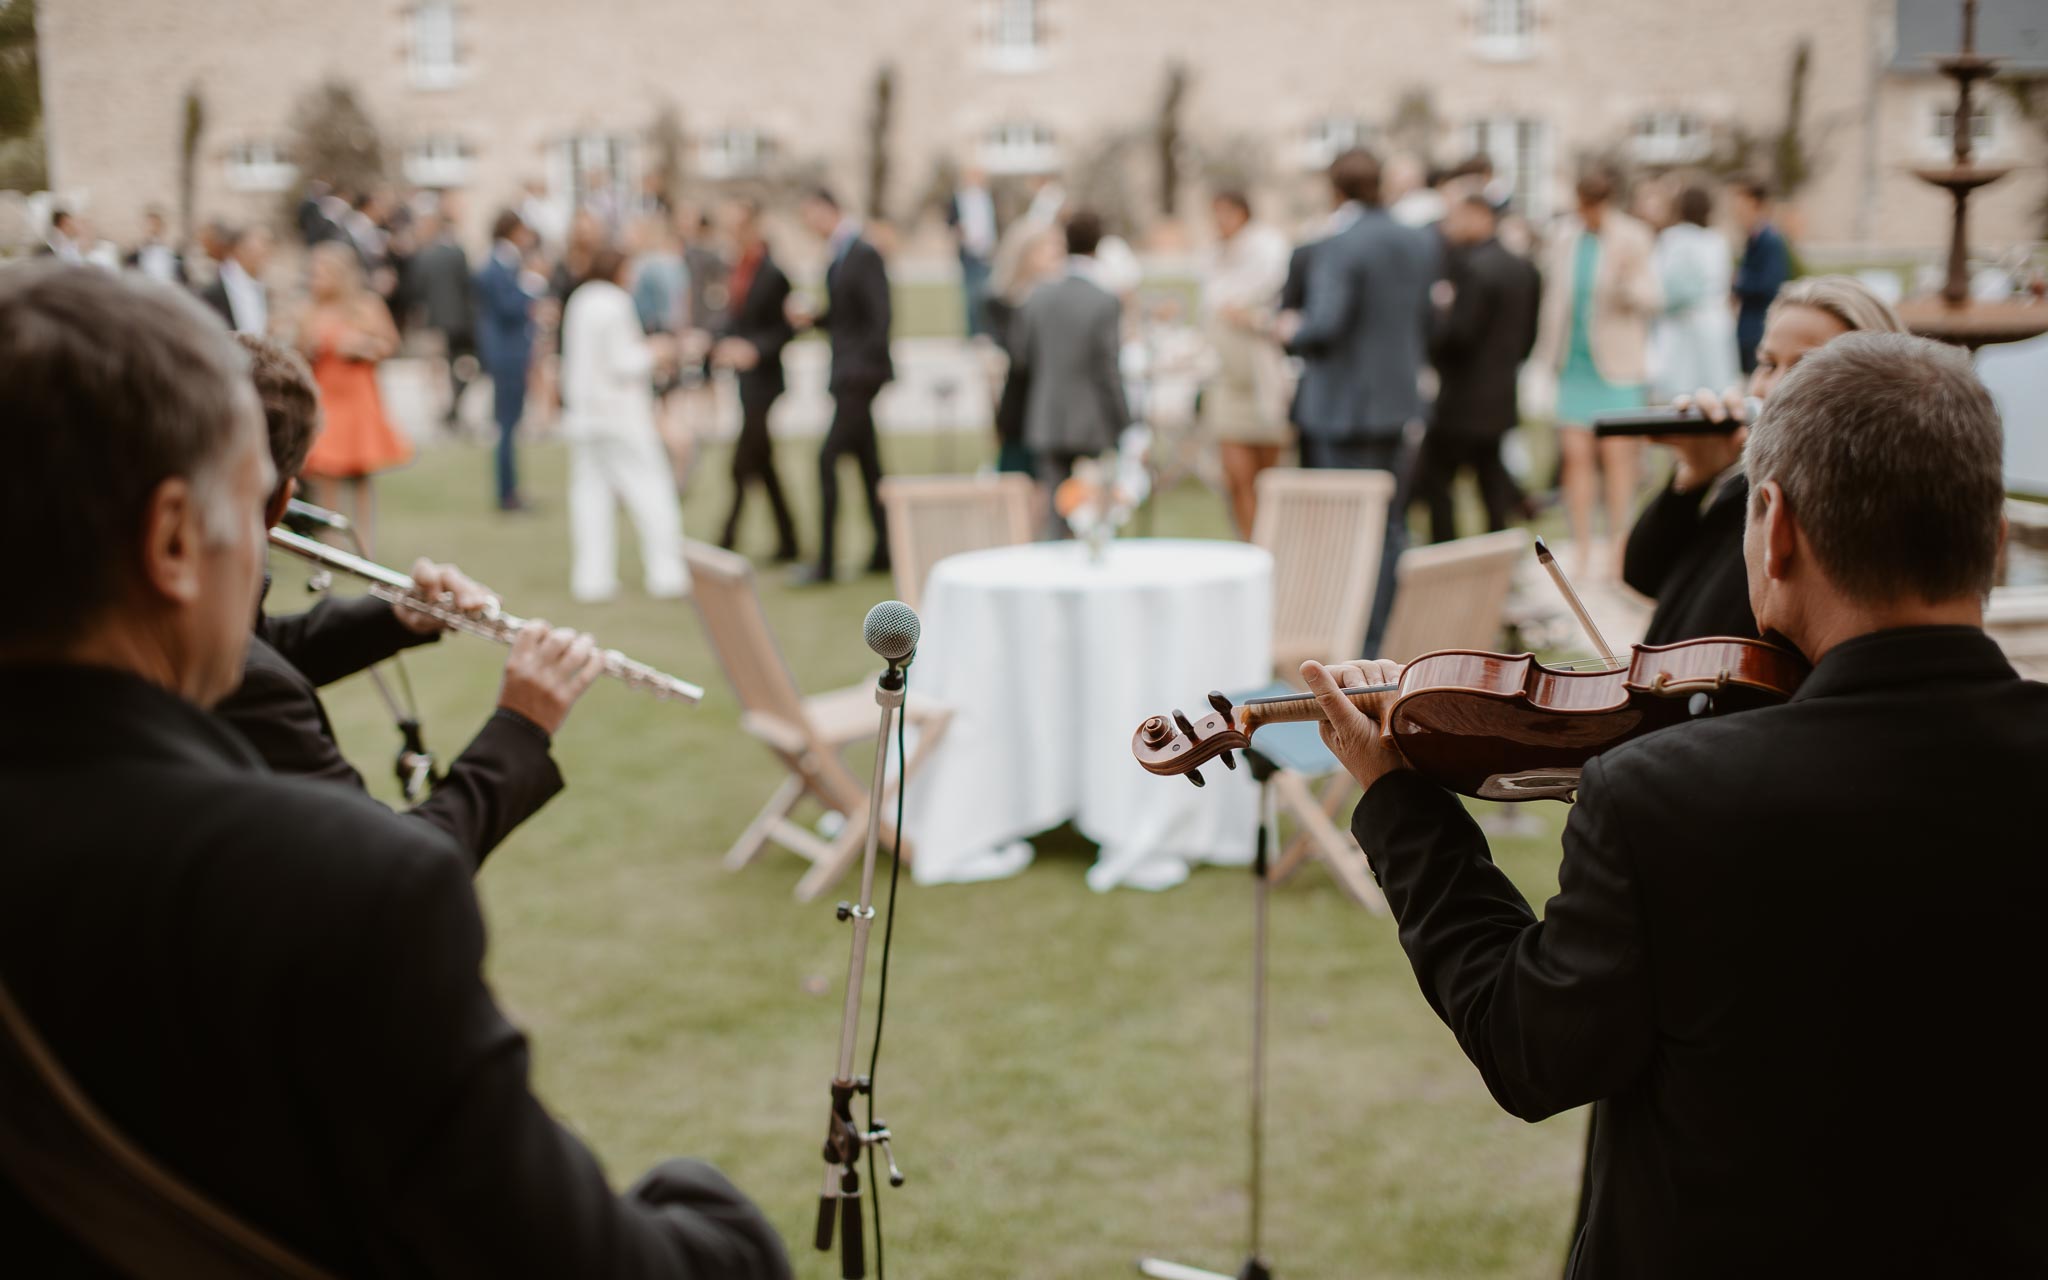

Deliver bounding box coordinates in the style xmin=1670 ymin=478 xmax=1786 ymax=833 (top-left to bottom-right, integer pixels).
xmin=863 ymin=667 xmax=909 ymax=1280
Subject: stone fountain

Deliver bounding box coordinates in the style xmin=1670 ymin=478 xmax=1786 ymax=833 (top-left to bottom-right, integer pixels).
xmin=1894 ymin=0 xmax=2048 ymax=349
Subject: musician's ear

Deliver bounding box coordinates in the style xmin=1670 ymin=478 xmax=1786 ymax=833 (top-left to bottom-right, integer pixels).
xmin=140 ymin=476 xmax=206 ymax=608
xmin=263 ymin=475 xmax=296 ymax=532
xmin=1754 ymin=479 xmax=1797 ymax=582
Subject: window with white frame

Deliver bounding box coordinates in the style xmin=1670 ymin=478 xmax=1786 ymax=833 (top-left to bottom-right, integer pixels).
xmin=1927 ymin=102 xmax=1996 ymax=157
xmin=408 ymin=1 xmax=464 ymax=90
xmin=1628 ymin=111 xmax=1710 ymax=165
xmin=978 ymin=120 xmax=1059 ymax=175
xmin=1463 ymin=116 xmax=1551 ymax=220
xmin=224 ymin=141 xmax=296 ymax=193
xmin=981 ymin=0 xmax=1046 ymax=71
xmin=547 ymin=134 xmax=637 ymax=216
xmin=1474 ymin=0 xmax=1535 ymax=60
xmin=697 ymin=128 xmax=776 ymax=180
xmin=404 ymin=136 xmax=476 ymax=188
xmin=1299 ymin=115 xmax=1374 ymax=171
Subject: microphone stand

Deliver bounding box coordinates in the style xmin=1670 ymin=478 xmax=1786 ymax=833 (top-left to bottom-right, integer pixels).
xmin=1139 ymin=750 xmax=1280 ymax=1280
xmin=816 ymin=660 xmax=908 ymax=1280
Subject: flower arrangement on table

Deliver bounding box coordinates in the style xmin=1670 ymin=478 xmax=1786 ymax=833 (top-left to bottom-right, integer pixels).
xmin=1053 ymin=426 xmax=1154 ymax=561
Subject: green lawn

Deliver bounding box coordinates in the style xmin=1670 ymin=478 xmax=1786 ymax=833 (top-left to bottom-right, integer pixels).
xmin=296 ymin=428 xmax=1585 ymax=1279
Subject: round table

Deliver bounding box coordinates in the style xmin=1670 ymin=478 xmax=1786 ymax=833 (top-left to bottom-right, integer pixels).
xmin=903 ymin=538 xmax=1272 ymax=891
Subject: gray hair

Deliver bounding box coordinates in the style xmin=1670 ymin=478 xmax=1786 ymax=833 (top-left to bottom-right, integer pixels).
xmin=0 ymin=263 xmax=252 ymax=648
xmin=1765 ymin=275 xmax=1907 ymax=338
xmin=1745 ymin=331 xmax=2004 ymax=605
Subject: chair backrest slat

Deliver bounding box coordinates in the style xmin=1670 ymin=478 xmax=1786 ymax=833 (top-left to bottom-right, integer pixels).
xmin=880 ymin=474 xmax=1035 ymax=611
xmin=1251 ymin=468 xmax=1396 ymax=675
xmin=681 ymin=540 xmax=812 ymax=729
xmin=1378 ymin=528 xmax=1527 ymax=663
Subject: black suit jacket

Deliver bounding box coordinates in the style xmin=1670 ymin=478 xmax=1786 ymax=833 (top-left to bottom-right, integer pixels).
xmin=816 ymin=236 xmax=893 ymax=392
xmin=1622 ymin=472 xmax=1757 ymax=645
xmin=719 ymin=250 xmax=795 ymax=404
xmin=199 ymin=276 xmax=236 ymax=331
xmin=405 ymin=239 xmax=476 ymax=341
xmin=0 ymin=665 xmax=790 ymax=1278
xmin=213 ymin=593 xmax=564 ymax=869
xmin=1350 ymin=627 xmax=2048 ymax=1278
xmin=1429 ymin=237 xmax=1540 ymax=441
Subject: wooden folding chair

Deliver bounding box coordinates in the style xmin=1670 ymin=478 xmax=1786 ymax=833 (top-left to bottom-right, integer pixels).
xmin=1271 ymin=528 xmax=1528 ymax=891
xmin=877 ymin=473 xmax=1035 ymax=611
xmin=682 ymin=541 xmax=952 ymax=901
xmin=1987 ymin=585 xmax=2048 ymax=681
xmin=1239 ymin=468 xmax=1396 ymax=909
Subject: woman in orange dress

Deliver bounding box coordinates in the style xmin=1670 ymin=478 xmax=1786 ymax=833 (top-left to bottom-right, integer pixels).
xmin=297 ymin=241 xmax=410 ymax=551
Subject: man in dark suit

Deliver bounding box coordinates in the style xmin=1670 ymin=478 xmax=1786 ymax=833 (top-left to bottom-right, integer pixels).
xmin=1730 ymin=177 xmax=1791 ymax=376
xmin=1011 ymin=209 xmax=1130 ymax=537
xmin=403 ymin=207 xmax=478 ymax=433
xmin=124 ymin=207 xmax=188 ymax=285
xmin=1282 ymin=147 xmax=1436 ymax=651
xmin=199 ymin=225 xmax=273 ymax=336
xmin=0 ymin=264 xmax=790 ymax=1276
xmin=1414 ymin=192 xmax=1540 ymax=543
xmin=712 ymin=198 xmax=800 ymax=561
xmin=213 ymin=334 xmax=583 ymax=869
xmin=791 ymin=186 xmax=893 ymax=585
xmin=476 ymin=209 xmax=542 ymax=511
xmin=1305 ymin=331 xmax=2046 ymax=1278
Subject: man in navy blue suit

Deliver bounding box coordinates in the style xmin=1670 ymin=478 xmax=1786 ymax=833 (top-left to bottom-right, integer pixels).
xmin=474 ymin=209 xmax=543 ymax=511
xmin=1730 ymin=178 xmax=1791 ymax=376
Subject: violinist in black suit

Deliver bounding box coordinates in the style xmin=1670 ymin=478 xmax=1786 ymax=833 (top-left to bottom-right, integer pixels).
xmin=789 ymin=186 xmax=893 ymax=584
xmin=710 ymin=198 xmax=800 ymax=562
xmin=1307 ymin=332 xmax=2048 ymax=1279
xmin=0 ymin=264 xmax=790 ymax=1276
xmin=212 ymin=334 xmax=585 ymax=869
xmin=1623 ymin=275 xmax=1905 ymax=646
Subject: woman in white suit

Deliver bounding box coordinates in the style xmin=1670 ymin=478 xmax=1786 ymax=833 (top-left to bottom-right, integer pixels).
xmin=561 ymin=248 xmax=688 ymax=602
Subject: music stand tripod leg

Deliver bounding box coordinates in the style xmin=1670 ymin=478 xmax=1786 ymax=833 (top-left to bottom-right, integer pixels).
xmin=1137 ymin=749 xmax=1279 ymax=1280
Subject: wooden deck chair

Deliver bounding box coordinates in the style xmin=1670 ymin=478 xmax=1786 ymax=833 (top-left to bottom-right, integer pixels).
xmin=878 ymin=473 xmax=1035 ymax=611
xmin=1987 ymin=585 xmax=2048 ymax=682
xmin=1272 ymin=529 xmax=1528 ymax=890
xmin=1250 ymin=468 xmax=1397 ymax=676
xmin=1239 ymin=469 xmax=1396 ymax=909
xmin=683 ymin=541 xmax=952 ymax=901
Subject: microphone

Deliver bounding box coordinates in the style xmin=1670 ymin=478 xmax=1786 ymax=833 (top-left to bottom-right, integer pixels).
xmin=863 ymin=601 xmax=919 ymax=672
xmin=1592 ymin=397 xmax=1763 ymax=438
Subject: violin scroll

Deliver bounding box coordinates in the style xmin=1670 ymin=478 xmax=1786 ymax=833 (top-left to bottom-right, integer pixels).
xmin=1133 ymin=691 xmax=1248 ymax=788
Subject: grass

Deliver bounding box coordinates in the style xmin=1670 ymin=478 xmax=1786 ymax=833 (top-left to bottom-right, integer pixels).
xmin=296 ymin=426 xmax=1586 ymax=1279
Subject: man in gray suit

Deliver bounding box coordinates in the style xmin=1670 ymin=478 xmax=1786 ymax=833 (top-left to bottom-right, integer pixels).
xmin=1013 ymin=210 xmax=1131 ymax=537
xmin=1282 ymin=146 xmax=1437 ymax=650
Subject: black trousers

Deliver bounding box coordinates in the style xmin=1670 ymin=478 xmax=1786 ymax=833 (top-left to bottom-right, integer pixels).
xmin=1412 ymin=427 xmax=1523 ymax=545
xmin=816 ymin=382 xmax=888 ymax=572
xmin=1298 ymin=431 xmax=1412 ymax=657
xmin=1033 ymin=451 xmax=1084 ymax=540
xmin=722 ymin=383 xmax=798 ymax=556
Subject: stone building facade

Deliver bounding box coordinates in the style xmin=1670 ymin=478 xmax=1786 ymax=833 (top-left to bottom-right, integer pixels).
xmin=32 ymin=0 xmax=2048 ymax=263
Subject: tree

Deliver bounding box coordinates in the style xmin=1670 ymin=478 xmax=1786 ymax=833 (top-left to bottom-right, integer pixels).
xmin=864 ymin=63 xmax=894 ymax=222
xmin=178 ymin=85 xmax=203 ymax=243
xmin=647 ymin=101 xmax=685 ymax=210
xmin=0 ymin=0 xmax=47 ymax=192
xmin=1771 ymin=39 xmax=1815 ymax=197
xmin=1386 ymin=86 xmax=1441 ymax=164
xmin=285 ymin=79 xmax=384 ymax=210
xmin=1155 ymin=61 xmax=1189 ymax=217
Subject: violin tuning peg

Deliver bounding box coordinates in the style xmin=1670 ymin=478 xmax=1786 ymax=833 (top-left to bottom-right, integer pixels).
xmin=1171 ymin=709 xmax=1198 ymax=739
xmin=1207 ymin=690 xmax=1234 ymax=716
xmin=1186 ymin=768 xmax=1206 ymax=788
xmin=1219 ymin=749 xmax=1237 ymax=770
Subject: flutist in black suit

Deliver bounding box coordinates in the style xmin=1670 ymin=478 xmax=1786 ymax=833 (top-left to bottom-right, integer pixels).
xmin=214 ymin=335 xmax=584 ymax=870
xmin=1306 ymin=333 xmax=2048 ymax=1278
xmin=0 ymin=265 xmax=791 ymax=1277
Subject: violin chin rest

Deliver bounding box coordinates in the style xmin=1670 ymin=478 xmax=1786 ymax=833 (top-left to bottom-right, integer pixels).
xmin=1475 ymin=769 xmax=1582 ymax=803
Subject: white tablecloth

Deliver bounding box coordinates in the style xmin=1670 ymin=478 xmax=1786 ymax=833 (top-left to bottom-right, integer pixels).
xmin=904 ymin=538 xmax=1272 ymax=890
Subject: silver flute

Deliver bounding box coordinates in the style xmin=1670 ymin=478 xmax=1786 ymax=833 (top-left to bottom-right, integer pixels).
xmin=267 ymin=526 xmax=704 ymax=705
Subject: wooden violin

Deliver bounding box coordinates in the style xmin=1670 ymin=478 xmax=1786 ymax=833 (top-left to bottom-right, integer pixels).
xmin=1131 ymin=636 xmax=1809 ymax=802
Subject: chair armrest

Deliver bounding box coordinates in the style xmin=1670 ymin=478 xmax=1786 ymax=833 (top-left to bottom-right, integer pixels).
xmin=739 ymin=710 xmax=811 ymax=757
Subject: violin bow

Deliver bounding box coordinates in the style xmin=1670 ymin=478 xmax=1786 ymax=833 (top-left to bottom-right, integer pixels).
xmin=1532 ymin=537 xmax=1617 ymax=664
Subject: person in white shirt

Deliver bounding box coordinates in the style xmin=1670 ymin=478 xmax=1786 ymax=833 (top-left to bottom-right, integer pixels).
xmin=949 ymin=164 xmax=1000 ymax=339
xmin=1642 ymin=182 xmax=1741 ymax=401
xmin=125 ymin=208 xmax=187 ymax=285
xmin=560 ymin=247 xmax=688 ymax=603
xmin=41 ymin=209 xmax=85 ymax=264
xmin=202 ymin=226 xmax=272 ymax=336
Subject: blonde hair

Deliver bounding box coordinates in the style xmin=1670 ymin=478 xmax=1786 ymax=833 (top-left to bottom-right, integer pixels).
xmin=308 ymin=241 xmax=363 ymax=297
xmin=1764 ymin=275 xmax=1907 ymax=338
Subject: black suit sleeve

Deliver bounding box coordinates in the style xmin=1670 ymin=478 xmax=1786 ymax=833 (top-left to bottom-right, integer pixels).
xmin=1285 ymin=239 xmax=1355 ymax=357
xmin=734 ymin=267 xmax=794 ymax=365
xmin=325 ymin=838 xmax=792 ymax=1277
xmin=215 ymin=659 xmax=368 ymax=790
xmin=1096 ymin=298 xmax=1131 ymax=432
xmin=1621 ymin=478 xmax=1710 ymax=602
xmin=260 ymin=595 xmax=439 ymax=688
xmin=407 ymin=709 xmax=564 ymax=872
xmin=1430 ymin=257 xmax=1489 ymax=363
xmin=1351 ymin=764 xmax=1654 ymax=1122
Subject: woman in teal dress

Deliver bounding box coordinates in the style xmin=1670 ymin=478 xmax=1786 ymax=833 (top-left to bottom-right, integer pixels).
xmin=1535 ymin=171 xmax=1663 ymax=576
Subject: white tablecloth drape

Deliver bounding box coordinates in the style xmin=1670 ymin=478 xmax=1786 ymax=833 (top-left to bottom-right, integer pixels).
xmin=903 ymin=538 xmax=1272 ymax=891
